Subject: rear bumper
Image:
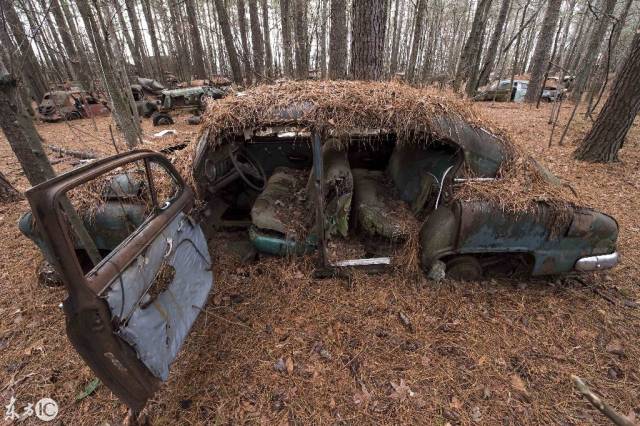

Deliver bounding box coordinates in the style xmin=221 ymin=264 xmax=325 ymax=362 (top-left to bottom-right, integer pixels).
xmin=574 ymin=252 xmax=619 ymax=271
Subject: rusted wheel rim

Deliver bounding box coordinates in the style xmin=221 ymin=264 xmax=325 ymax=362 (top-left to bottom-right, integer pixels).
xmin=446 ymin=255 xmax=483 ymax=281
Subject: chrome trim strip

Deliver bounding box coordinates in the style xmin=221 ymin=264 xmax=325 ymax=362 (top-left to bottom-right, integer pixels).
xmin=575 ymin=252 xmax=619 ymax=271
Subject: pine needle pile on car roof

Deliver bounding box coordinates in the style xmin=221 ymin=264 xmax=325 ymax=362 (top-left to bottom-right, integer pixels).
xmin=174 ymin=80 xmax=584 ymax=222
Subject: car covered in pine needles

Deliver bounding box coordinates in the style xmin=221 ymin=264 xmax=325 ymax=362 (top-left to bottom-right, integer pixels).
xmin=19 ymin=81 xmax=618 ymax=411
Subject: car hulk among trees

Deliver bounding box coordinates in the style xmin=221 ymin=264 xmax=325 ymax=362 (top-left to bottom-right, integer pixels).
xmin=19 ymin=81 xmax=618 ymax=411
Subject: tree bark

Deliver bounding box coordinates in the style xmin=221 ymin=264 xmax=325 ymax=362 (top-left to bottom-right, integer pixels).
xmin=477 ymin=0 xmax=510 ymax=88
xmin=141 ymin=0 xmax=164 ymax=78
xmin=293 ymin=0 xmax=309 ymax=79
xmin=261 ymin=0 xmax=274 ymax=77
xmin=0 ymin=170 xmax=20 ymax=203
xmin=35 ymin=0 xmax=74 ymax=80
xmin=1 ymin=1 xmax=48 ymax=100
xmin=524 ymin=0 xmax=562 ymax=102
xmin=572 ymin=0 xmax=617 ymax=101
xmin=184 ymin=0 xmax=207 ymax=78
xmin=123 ymin=0 xmax=151 ymax=76
xmin=237 ymin=0 xmax=253 ymax=84
xmin=115 ymin=1 xmax=138 ymax=73
xmin=214 ymin=0 xmax=243 ymax=84
xmin=318 ymin=0 xmax=327 ymax=79
xmin=50 ymin=0 xmax=83 ymax=84
xmin=0 ymin=73 xmax=55 ymax=185
xmin=389 ymin=0 xmax=404 ymax=76
xmin=574 ymin=31 xmax=640 ymax=162
xmin=453 ymin=0 xmax=492 ymax=94
xmin=280 ymin=0 xmax=295 ymax=77
xmin=328 ymin=0 xmax=348 ymax=79
xmin=168 ymin=2 xmax=189 ymax=81
xmin=249 ymin=0 xmax=265 ymax=81
xmin=77 ymin=0 xmax=140 ymax=149
xmin=406 ymin=0 xmax=427 ymax=82
xmin=350 ymin=0 xmax=389 ymax=80
xmin=59 ymin=0 xmax=93 ymax=89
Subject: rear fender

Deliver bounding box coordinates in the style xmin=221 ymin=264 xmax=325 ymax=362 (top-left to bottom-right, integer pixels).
xmin=419 ymin=204 xmax=460 ymax=269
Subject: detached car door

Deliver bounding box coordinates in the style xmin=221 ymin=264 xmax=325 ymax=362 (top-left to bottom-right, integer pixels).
xmin=25 ymin=150 xmax=213 ymax=411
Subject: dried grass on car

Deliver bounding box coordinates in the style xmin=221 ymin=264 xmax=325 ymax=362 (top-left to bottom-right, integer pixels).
xmin=174 ymin=80 xmax=584 ymax=224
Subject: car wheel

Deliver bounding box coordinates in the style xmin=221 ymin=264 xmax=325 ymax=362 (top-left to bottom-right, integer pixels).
xmin=446 ymin=255 xmax=483 ymax=281
xmin=66 ymin=111 xmax=82 ymax=120
xmin=152 ymin=112 xmax=174 ymax=126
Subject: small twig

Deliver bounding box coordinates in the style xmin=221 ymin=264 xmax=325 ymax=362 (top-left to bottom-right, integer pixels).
xmin=109 ymin=125 xmax=120 ymax=154
xmin=572 ymin=375 xmax=636 ymax=426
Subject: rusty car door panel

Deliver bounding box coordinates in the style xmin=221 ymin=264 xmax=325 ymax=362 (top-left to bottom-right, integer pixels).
xmin=25 ymin=150 xmax=212 ymax=410
xmin=104 ymin=211 xmax=211 ymax=380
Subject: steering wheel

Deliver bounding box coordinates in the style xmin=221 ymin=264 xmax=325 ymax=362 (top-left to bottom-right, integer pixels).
xmin=229 ymin=146 xmax=267 ymax=191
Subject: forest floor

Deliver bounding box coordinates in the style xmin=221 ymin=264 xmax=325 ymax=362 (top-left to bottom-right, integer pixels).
xmin=0 ymin=99 xmax=638 ymax=425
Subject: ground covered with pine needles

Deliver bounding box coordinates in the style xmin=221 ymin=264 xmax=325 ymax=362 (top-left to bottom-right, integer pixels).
xmin=0 ymin=95 xmax=638 ymax=425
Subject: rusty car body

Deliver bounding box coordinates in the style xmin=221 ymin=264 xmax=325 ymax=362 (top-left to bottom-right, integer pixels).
xmin=37 ymin=90 xmax=110 ymax=122
xmin=151 ymin=85 xmax=228 ymax=126
xmin=20 ymin=84 xmax=619 ymax=411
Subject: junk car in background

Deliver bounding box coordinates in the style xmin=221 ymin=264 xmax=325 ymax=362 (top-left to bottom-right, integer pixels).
xmin=473 ymin=79 xmax=529 ymax=102
xmin=37 ymin=90 xmax=110 ymax=122
xmin=151 ymin=85 xmax=229 ymax=126
xmin=19 ymin=81 xmax=618 ymax=411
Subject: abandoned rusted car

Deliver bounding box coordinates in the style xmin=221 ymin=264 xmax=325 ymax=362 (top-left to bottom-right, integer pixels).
xmin=473 ymin=79 xmax=529 ymax=102
xmin=131 ymin=78 xmax=166 ymax=118
xmin=37 ymin=90 xmax=110 ymax=122
xmin=20 ymin=81 xmax=618 ymax=411
xmin=151 ymin=85 xmax=228 ymax=125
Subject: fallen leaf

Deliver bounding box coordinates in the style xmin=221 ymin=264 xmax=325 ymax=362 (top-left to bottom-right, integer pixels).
xmin=353 ymin=385 xmax=371 ymax=405
xmin=450 ymin=396 xmax=463 ymax=410
xmin=606 ymin=339 xmax=625 ymax=356
xmin=75 ymin=378 xmax=101 ymax=401
xmin=285 ymin=357 xmax=294 ymax=375
xmin=510 ymin=374 xmax=531 ymax=402
xmin=471 ymin=406 xmax=482 ymax=422
xmin=390 ymin=379 xmax=415 ymax=400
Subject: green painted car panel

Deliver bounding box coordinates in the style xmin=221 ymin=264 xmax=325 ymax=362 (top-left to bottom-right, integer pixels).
xmin=420 ymin=201 xmax=618 ymax=275
xmin=248 ymin=226 xmax=318 ymax=256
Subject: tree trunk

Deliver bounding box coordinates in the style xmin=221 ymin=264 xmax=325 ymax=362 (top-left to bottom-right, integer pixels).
xmin=184 ymin=0 xmax=207 ymax=79
xmin=203 ymin=0 xmax=218 ymax=76
xmin=124 ymin=0 xmax=152 ymax=76
xmin=389 ymin=0 xmax=404 ymax=75
xmin=328 ymin=0 xmax=348 ymax=79
xmin=77 ymin=0 xmax=140 ymax=149
xmin=141 ymin=0 xmax=164 ymax=78
xmin=574 ymin=31 xmax=640 ymax=162
xmin=293 ymin=0 xmax=309 ymax=79
xmin=1 ymin=1 xmax=48 ymax=100
xmin=168 ymin=3 xmax=189 ymax=81
xmin=249 ymin=0 xmax=265 ymax=81
xmin=453 ymin=0 xmax=492 ymax=94
xmin=477 ymin=0 xmax=510 ymax=88
xmin=318 ymin=0 xmax=327 ymax=79
xmin=350 ymin=0 xmax=389 ymax=80
xmin=51 ymin=0 xmax=81 ymax=83
xmin=572 ymin=0 xmax=617 ymax=101
xmin=35 ymin=0 xmax=74 ymax=80
xmin=237 ymin=0 xmax=253 ymax=84
xmin=115 ymin=2 xmax=139 ymax=73
xmin=261 ymin=0 xmax=274 ymax=77
xmin=0 ymin=73 xmax=55 ymax=186
xmin=280 ymin=0 xmax=295 ymax=77
xmin=0 ymin=170 xmax=20 ymax=203
xmin=214 ymin=0 xmax=244 ymax=84
xmin=59 ymin=0 xmax=93 ymax=90
xmin=406 ymin=0 xmax=427 ymax=82
xmin=524 ymin=0 xmax=562 ymax=102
